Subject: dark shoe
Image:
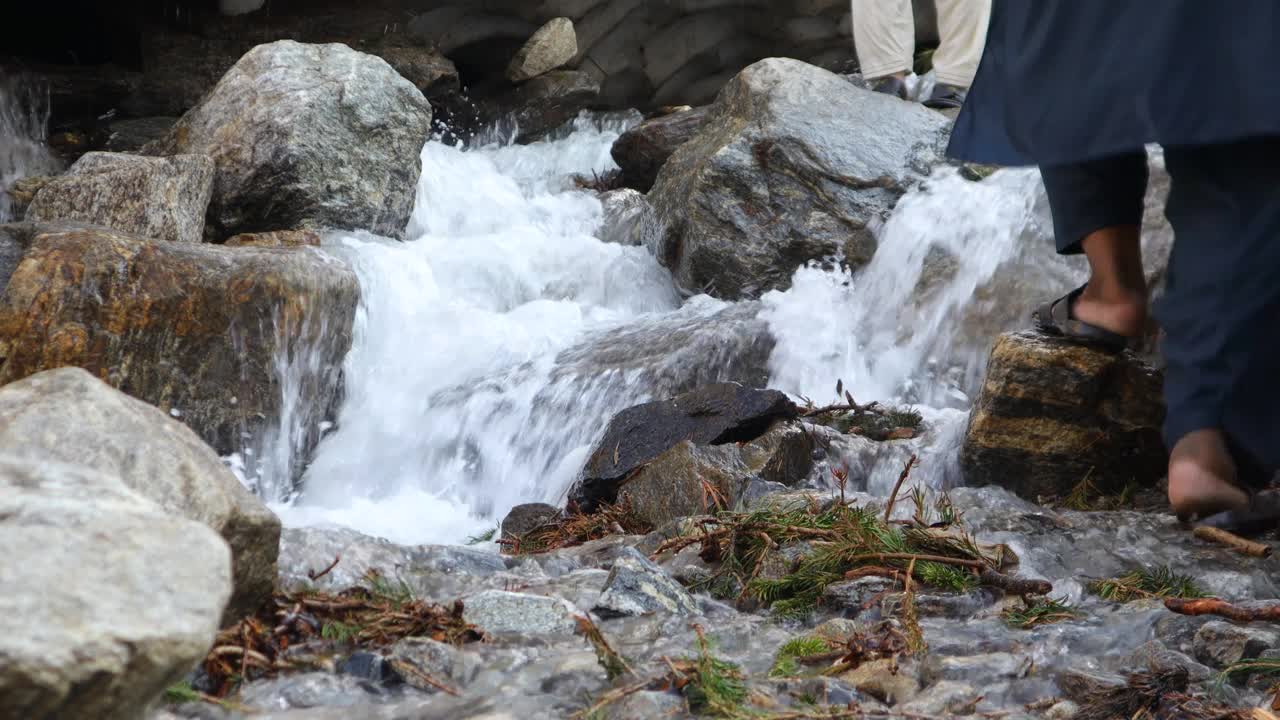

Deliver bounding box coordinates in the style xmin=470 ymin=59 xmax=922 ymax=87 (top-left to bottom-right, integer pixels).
xmin=1195 ymin=492 xmax=1280 ymax=537
xmin=871 ymin=76 xmax=908 ymax=100
xmin=923 ymin=83 xmax=967 ymax=109
xmin=1032 ymin=285 xmax=1131 ymax=352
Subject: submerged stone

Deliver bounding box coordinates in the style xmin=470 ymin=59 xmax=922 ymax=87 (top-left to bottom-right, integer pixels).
xmin=593 ymin=547 xmax=698 ymax=617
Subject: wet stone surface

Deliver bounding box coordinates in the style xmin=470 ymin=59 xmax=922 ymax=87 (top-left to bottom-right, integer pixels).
xmin=164 ymin=485 xmax=1280 ymax=719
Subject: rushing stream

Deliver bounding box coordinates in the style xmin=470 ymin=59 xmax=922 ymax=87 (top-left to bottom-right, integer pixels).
xmin=0 ymin=76 xmax=60 ymax=223
xmin=270 ymin=115 xmax=1088 ymax=546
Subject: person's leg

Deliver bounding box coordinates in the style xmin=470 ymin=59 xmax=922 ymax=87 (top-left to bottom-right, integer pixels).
xmin=931 ymin=0 xmax=993 ymax=89
xmin=1160 ymin=138 xmax=1280 ymax=516
xmin=851 ymin=0 xmax=914 ymax=93
xmin=1039 ymin=152 xmax=1149 ymax=337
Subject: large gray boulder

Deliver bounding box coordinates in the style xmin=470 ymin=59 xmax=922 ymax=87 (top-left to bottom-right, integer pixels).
xmin=147 ymin=40 xmax=433 ymax=240
xmin=25 ymin=152 xmax=213 ymax=243
xmin=0 ymin=367 xmax=279 ymax=621
xmin=507 ymin=17 xmax=578 ymax=82
xmin=649 ymin=57 xmax=950 ymax=300
xmin=0 ymin=454 xmax=230 ymax=720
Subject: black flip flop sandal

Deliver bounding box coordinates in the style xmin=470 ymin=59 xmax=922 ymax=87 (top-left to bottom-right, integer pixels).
xmin=1033 ymin=285 xmax=1130 ymax=352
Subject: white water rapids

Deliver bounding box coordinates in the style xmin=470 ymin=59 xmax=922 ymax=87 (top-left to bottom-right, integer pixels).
xmin=268 ymin=116 xmax=1086 ymax=546
xmin=0 ymin=80 xmax=1085 ymax=546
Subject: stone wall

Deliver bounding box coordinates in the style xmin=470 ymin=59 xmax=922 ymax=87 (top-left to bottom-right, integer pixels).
xmin=6 ymin=0 xmax=939 ymax=129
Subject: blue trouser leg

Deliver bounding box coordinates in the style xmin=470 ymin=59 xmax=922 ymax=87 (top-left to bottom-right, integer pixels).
xmin=1160 ymin=138 xmax=1280 ymax=485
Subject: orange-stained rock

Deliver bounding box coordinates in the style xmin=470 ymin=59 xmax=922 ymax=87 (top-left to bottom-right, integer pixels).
xmin=961 ymin=331 xmax=1166 ymax=501
xmin=224 ymin=229 xmax=321 ymax=247
xmin=0 ymin=222 xmax=359 ymax=470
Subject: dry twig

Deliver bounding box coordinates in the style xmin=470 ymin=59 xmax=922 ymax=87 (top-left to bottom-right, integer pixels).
xmin=1194 ymin=526 xmax=1273 ymax=558
xmin=884 ymin=455 xmax=918 ymax=523
xmin=1165 ymin=598 xmax=1280 ymax=623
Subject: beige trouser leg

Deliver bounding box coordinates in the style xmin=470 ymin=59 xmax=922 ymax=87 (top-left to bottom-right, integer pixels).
xmin=932 ymin=0 xmax=992 ymax=88
xmin=851 ymin=0 xmax=914 ymax=81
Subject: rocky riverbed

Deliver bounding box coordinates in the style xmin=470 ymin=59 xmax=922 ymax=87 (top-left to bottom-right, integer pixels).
xmin=1 ymin=9 xmax=1277 ymax=720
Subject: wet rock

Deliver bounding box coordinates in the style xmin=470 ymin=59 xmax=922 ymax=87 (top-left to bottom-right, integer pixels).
xmin=386 ymin=637 xmax=479 ymax=690
xmin=462 ymin=590 xmax=582 ymax=636
xmin=840 ymin=658 xmax=920 ymax=706
xmin=661 ymin=544 xmax=717 ymax=586
xmin=791 ymin=677 xmax=864 ymax=707
xmin=924 ymin=653 xmax=1028 ymax=686
xmin=898 ymin=680 xmax=984 ymax=716
xmin=813 ymin=620 xmax=863 ymax=647
xmin=278 ymin=527 xmax=509 ymax=602
xmin=649 ymin=57 xmax=949 ymax=300
xmin=0 ymin=223 xmax=358 ymax=466
xmin=619 ymin=420 xmax=816 ymax=526
xmin=1127 ymin=640 xmax=1212 ymax=682
xmin=480 ymin=70 xmax=601 ymax=144
xmin=103 ymin=117 xmax=178 ymax=152
xmin=738 ymin=477 xmax=789 ymax=507
xmin=26 ymin=152 xmax=214 ymax=243
xmin=238 ymin=673 xmax=390 ymax=710
xmin=884 ymin=589 xmax=998 ymax=619
xmin=961 ymin=331 xmax=1166 ymax=500
xmin=822 ymin=577 xmax=894 ymax=614
xmin=147 ymin=40 xmax=432 ymax=240
xmin=0 ymin=367 xmax=279 ymax=621
xmin=610 ymin=105 xmax=712 ymax=192
xmin=607 ymin=690 xmax=685 ymax=719
xmin=545 ymin=299 xmax=775 ymax=402
xmin=338 ymin=652 xmax=391 ymax=684
xmin=501 ymin=503 xmax=563 ymax=539
xmin=570 ymin=383 xmax=798 ymax=513
xmin=507 ymin=18 xmax=578 ymax=83
xmin=1046 ymin=700 xmax=1080 ymax=719
xmin=1193 ymin=620 xmax=1279 ymax=668
xmin=375 ymin=47 xmax=460 ymax=99
xmin=224 ymin=230 xmax=321 ymax=247
xmin=1057 ymin=667 xmax=1127 ymax=703
xmin=0 ymin=455 xmax=230 ymax=720
xmin=4 ymin=175 xmax=53 ymax=221
xmin=598 ymin=189 xmax=660 ymax=250
xmin=593 ymin=547 xmax=698 ymax=617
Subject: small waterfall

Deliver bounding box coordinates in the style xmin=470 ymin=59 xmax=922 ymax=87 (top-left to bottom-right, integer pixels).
xmin=761 ymin=168 xmax=1086 ymax=493
xmin=0 ymin=76 xmax=61 ymax=223
xmin=272 ymin=119 xmax=1085 ymax=545
xmin=762 ymin=167 xmax=1084 ymax=409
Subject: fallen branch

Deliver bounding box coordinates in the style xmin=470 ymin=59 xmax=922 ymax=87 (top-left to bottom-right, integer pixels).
xmin=391 ymin=660 xmax=460 ymax=696
xmin=1165 ymin=598 xmax=1280 ymax=622
xmin=845 ymin=552 xmax=985 ymax=570
xmin=571 ymin=678 xmax=652 ymax=720
xmin=883 ymin=455 xmax=918 ymax=523
xmin=648 ymin=525 xmax=731 ymax=560
xmin=802 ymin=400 xmax=879 ymax=417
xmin=308 ymin=553 xmax=342 ymax=581
xmin=575 ymin=614 xmax=633 ymax=680
xmin=1193 ymin=526 xmax=1273 ymax=558
xmin=843 ymin=565 xmax=905 ymax=581
xmin=978 ymin=569 xmax=1053 ymax=596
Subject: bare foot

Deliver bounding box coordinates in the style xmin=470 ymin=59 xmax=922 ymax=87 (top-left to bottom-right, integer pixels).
xmin=1072 ymin=286 xmax=1148 ymax=338
xmin=1167 ymin=429 xmax=1249 ymax=519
